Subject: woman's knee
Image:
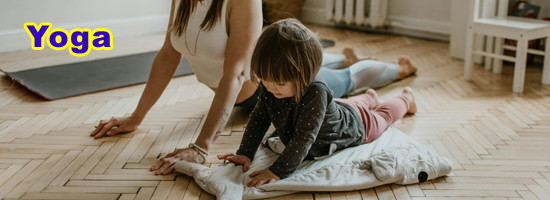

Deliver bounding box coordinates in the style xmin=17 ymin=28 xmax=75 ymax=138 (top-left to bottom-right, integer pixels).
xmin=235 ymin=81 xmax=260 ymax=109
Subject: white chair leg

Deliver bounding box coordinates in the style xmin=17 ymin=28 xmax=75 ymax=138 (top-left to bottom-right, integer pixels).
xmin=485 ymin=36 xmax=494 ymax=70
xmin=464 ymin=27 xmax=475 ymax=80
xmin=474 ymin=35 xmax=484 ymax=64
xmin=513 ymin=37 xmax=528 ymax=93
xmin=493 ymin=37 xmax=503 ymax=74
xmin=543 ymin=37 xmax=550 ymax=85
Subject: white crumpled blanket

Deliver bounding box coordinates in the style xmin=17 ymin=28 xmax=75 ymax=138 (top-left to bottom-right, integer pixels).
xmin=175 ymin=127 xmax=452 ymax=200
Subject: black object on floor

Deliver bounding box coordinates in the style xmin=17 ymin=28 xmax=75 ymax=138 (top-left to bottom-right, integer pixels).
xmin=321 ymin=39 xmax=335 ymax=48
xmin=1 ymin=51 xmax=194 ymax=100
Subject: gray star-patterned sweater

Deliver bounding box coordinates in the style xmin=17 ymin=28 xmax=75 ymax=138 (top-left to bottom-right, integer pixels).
xmin=236 ymin=76 xmax=366 ymax=179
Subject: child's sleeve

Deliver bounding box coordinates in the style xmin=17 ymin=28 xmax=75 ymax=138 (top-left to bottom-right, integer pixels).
xmin=236 ymin=90 xmax=271 ymax=160
xmin=268 ymin=84 xmax=328 ymax=179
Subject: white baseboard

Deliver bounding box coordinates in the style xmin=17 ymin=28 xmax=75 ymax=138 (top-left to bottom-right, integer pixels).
xmin=388 ymin=16 xmax=450 ymax=35
xmin=0 ymin=15 xmax=169 ymax=53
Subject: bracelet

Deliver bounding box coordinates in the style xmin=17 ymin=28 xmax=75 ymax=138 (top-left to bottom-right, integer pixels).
xmin=189 ymin=143 xmax=209 ymax=161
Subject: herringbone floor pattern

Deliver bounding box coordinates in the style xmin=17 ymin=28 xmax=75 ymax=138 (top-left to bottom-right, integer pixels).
xmin=0 ymin=24 xmax=549 ymax=199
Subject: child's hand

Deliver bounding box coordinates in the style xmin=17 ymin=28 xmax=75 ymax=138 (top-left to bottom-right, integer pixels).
xmin=247 ymin=169 xmax=280 ymax=187
xmin=217 ymin=153 xmax=251 ymax=172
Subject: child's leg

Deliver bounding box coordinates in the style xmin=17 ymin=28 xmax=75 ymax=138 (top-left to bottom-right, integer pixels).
xmin=363 ymin=87 xmax=416 ymax=143
xmin=334 ymin=89 xmax=381 ymax=111
xmin=337 ymin=87 xmax=416 ymax=143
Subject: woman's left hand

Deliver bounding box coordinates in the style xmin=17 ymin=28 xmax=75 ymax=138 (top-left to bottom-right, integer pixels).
xmin=247 ymin=169 xmax=280 ymax=187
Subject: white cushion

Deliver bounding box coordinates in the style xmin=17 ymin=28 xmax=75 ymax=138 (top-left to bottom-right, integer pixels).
xmin=175 ymin=127 xmax=452 ymax=200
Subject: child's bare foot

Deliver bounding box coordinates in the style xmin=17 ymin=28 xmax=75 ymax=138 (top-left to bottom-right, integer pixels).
xmin=402 ymin=87 xmax=417 ymax=114
xmin=343 ymin=48 xmax=360 ymax=68
xmin=397 ymin=56 xmax=418 ymax=80
xmin=365 ymin=89 xmax=381 ymax=108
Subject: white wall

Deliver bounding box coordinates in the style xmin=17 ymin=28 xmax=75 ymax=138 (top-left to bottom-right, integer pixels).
xmin=388 ymin=0 xmax=451 ymax=35
xmin=0 ymin=0 xmax=171 ymax=53
xmin=300 ymin=0 xmax=452 ymax=36
xmin=538 ymin=0 xmax=550 ymax=19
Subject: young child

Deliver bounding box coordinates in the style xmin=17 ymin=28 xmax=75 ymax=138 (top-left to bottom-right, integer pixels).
xmin=217 ymin=19 xmax=417 ymax=188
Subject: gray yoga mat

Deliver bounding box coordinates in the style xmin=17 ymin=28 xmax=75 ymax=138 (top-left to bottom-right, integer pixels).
xmin=1 ymin=51 xmax=194 ymax=100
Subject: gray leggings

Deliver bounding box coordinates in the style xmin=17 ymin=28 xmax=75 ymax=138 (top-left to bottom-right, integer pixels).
xmin=319 ymin=52 xmax=399 ymax=98
xmin=236 ymin=52 xmax=399 ymax=109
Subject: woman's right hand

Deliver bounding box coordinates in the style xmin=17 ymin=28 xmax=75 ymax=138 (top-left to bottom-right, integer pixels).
xmin=150 ymin=147 xmax=206 ymax=175
xmin=217 ymin=153 xmax=251 ymax=172
xmin=90 ymin=116 xmax=140 ymax=139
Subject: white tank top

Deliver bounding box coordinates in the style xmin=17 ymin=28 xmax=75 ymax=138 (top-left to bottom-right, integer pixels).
xmin=170 ymin=0 xmax=229 ymax=88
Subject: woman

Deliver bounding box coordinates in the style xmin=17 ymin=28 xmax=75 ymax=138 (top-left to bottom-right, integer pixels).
xmin=90 ymin=0 xmax=416 ymax=175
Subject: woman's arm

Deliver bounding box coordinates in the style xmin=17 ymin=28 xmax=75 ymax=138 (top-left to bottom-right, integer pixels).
xmin=150 ymin=0 xmax=263 ymax=175
xmin=194 ymin=0 xmax=263 ymax=150
xmin=91 ymin=0 xmax=182 ymax=138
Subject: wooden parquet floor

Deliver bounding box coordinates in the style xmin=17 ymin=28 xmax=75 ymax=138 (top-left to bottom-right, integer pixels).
xmin=0 ymin=24 xmax=550 ymax=200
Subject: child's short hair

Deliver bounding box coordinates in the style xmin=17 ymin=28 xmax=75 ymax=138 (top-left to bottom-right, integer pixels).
xmin=251 ymin=18 xmax=323 ymax=102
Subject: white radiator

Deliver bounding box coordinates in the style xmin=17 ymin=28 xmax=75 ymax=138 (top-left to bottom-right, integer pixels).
xmin=325 ymin=0 xmax=388 ymax=28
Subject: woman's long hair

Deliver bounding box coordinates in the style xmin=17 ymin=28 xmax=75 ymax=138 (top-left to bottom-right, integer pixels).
xmin=170 ymin=0 xmax=224 ymax=36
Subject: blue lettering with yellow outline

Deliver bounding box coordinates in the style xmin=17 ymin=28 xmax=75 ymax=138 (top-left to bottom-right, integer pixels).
xmin=24 ymin=22 xmax=113 ymax=57
xmin=46 ymin=28 xmax=69 ymax=50
xmin=24 ymin=22 xmax=52 ymax=50
xmin=91 ymin=28 xmax=113 ymax=50
xmin=69 ymin=28 xmax=91 ymax=57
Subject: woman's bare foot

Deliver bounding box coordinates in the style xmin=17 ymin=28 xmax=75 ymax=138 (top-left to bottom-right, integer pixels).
xmin=397 ymin=56 xmax=418 ymax=80
xmin=365 ymin=89 xmax=381 ymax=108
xmin=343 ymin=48 xmax=360 ymax=68
xmin=402 ymin=87 xmax=417 ymax=114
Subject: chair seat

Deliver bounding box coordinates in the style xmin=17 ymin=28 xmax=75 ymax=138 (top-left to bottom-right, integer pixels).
xmin=474 ymin=16 xmax=550 ymax=31
xmin=464 ymin=0 xmax=550 ymax=93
